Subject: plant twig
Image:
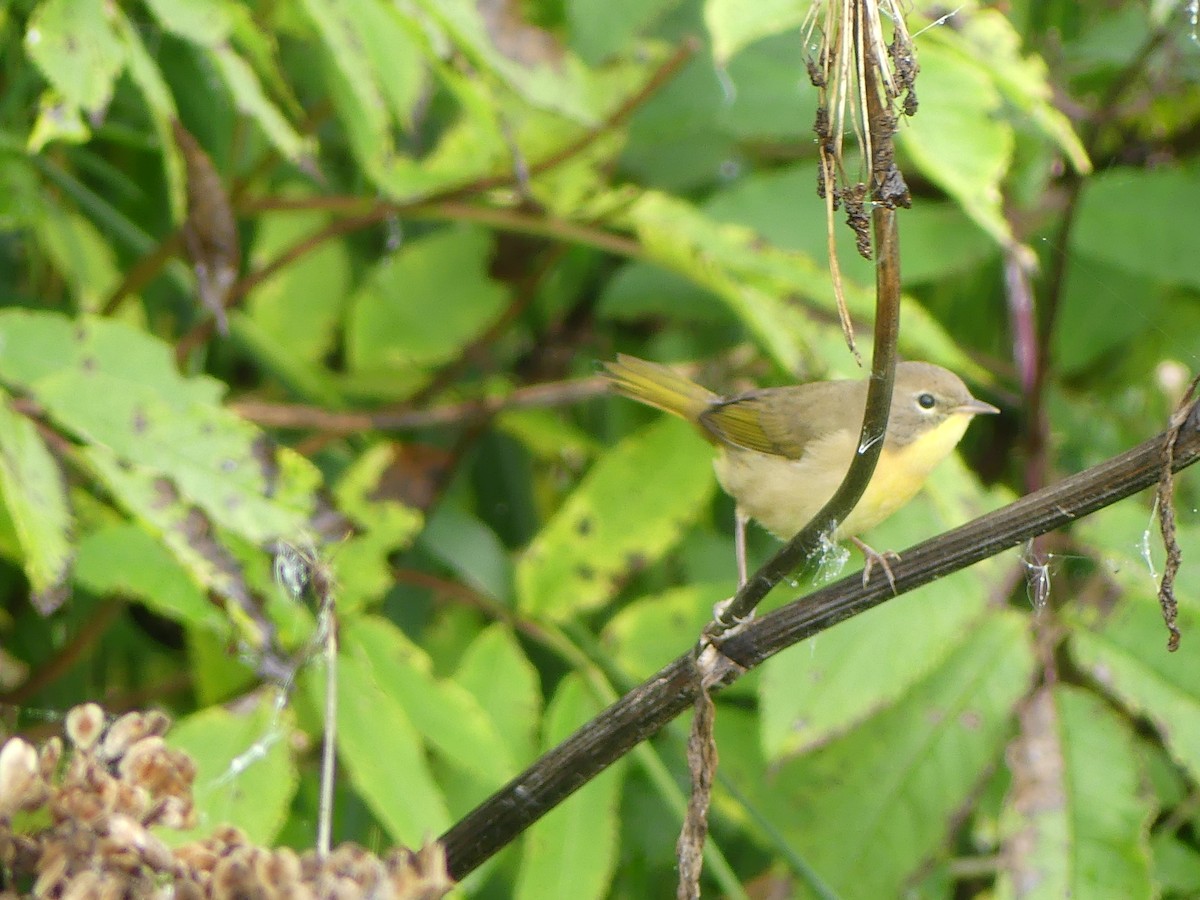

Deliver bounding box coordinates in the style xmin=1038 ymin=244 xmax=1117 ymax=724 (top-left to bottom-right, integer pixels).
xmin=439 ymin=397 xmax=1200 ymax=879
xmin=231 ymin=375 xmax=609 ymax=433
xmin=710 ymin=206 xmax=900 ymax=629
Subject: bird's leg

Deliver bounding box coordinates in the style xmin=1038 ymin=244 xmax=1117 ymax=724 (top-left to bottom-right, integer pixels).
xmin=851 ymin=536 xmax=900 ymax=593
xmin=735 ymin=508 xmax=749 ymax=588
xmin=714 ymin=509 xmax=754 ymax=628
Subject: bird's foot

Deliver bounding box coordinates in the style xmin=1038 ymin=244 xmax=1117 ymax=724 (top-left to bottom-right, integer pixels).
xmin=851 ymin=537 xmax=900 ymax=593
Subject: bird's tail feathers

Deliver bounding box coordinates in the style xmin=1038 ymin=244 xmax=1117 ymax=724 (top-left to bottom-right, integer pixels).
xmin=601 ymin=354 xmax=716 ymax=422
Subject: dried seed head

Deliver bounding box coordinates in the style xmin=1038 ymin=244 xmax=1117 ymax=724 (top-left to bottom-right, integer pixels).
xmin=66 ymin=704 xmax=106 ymax=752
xmin=0 ymin=738 xmax=49 ymax=817
xmin=99 ymin=711 xmax=169 ymax=762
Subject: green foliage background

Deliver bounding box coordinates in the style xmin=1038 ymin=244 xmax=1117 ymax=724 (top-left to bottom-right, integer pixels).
xmin=1 ymin=0 xmax=1200 ymax=897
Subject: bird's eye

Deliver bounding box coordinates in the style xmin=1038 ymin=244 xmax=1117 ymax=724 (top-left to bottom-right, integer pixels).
xmin=917 ymin=392 xmax=936 ymax=410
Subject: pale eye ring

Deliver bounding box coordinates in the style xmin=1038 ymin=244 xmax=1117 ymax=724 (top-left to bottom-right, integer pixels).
xmin=917 ymin=392 xmax=936 ymax=410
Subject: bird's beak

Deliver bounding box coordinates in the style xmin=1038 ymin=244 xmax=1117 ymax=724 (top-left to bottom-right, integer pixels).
xmin=957 ymin=398 xmax=1000 ymax=416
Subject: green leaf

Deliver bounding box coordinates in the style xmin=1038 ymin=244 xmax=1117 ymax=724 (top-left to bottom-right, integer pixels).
xmin=414 ymin=0 xmax=596 ymax=124
xmin=142 ymin=0 xmax=234 ymax=45
xmin=702 ymin=164 xmax=998 ymax=285
xmin=1070 ymin=593 xmax=1200 ymax=783
xmin=0 ymin=392 xmax=72 ymax=612
xmin=568 ymin=0 xmax=677 ymax=63
xmin=756 ymin=610 xmax=1035 ymax=897
xmin=704 ymin=0 xmax=807 ymax=66
xmin=24 ymin=0 xmax=126 ymax=116
xmin=165 ymin=692 xmax=298 ymax=845
xmin=517 ymin=415 xmax=715 ymax=620
xmin=210 ymin=44 xmax=310 ymax=164
xmin=334 ymin=630 xmax=452 ymax=844
xmin=1053 ymin=253 xmax=1165 ymax=374
xmin=30 ymin=204 xmax=122 ymax=312
xmin=514 ymin=674 xmax=625 ymax=900
xmin=899 ymin=39 xmax=1015 ymax=251
xmin=760 ymin=568 xmax=989 ymax=759
xmin=453 ymin=624 xmax=543 ymax=767
xmin=758 ymin=456 xmax=1007 ymax=757
xmin=619 ymin=190 xmax=988 ymax=381
xmin=344 ymin=616 xmax=517 ymax=787
xmin=246 ymin=191 xmax=352 ymax=365
xmin=113 ymin=9 xmax=186 ymax=223
xmin=0 ymin=311 xmax=320 ymax=545
xmin=296 ymin=0 xmax=396 ymax=183
xmin=1152 ymin=831 xmax=1200 ymax=897
xmin=1072 ymin=168 xmax=1200 ymax=291
xmin=26 ymin=90 xmax=91 ymax=151
xmin=330 ymin=443 xmax=424 ymax=612
xmin=925 ymin=8 xmax=1089 ymax=175
xmin=995 ymin=685 xmax=1153 ymax=899
xmin=602 ymin=583 xmax=728 ymax=679
xmin=346 ymin=226 xmax=508 ymax=390
xmin=81 ymin=446 xmax=259 ymax=638
xmin=420 ymin=504 xmax=514 ymax=604
xmin=74 ymin=523 xmax=226 ymax=634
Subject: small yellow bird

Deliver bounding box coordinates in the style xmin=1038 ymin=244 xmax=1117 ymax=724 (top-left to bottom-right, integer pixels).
xmin=602 ymin=354 xmax=998 ymax=585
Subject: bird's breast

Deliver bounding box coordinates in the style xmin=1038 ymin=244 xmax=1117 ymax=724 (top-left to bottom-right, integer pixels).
xmin=713 ymin=414 xmax=973 ymax=539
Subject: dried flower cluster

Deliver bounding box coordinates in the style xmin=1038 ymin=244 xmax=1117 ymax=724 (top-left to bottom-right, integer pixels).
xmin=0 ymin=704 xmax=452 ymax=899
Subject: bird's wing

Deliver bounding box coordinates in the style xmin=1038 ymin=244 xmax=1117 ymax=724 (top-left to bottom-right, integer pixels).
xmin=699 ymin=380 xmax=866 ymax=459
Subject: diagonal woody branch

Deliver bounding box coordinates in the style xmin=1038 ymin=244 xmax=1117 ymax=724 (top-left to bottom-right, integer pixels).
xmin=439 ymin=397 xmax=1200 ymax=880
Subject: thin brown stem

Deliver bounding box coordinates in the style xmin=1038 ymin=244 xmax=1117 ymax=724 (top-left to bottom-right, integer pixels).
xmin=0 ymin=598 xmax=126 ymax=705
xmin=231 ymin=375 xmax=609 ymax=434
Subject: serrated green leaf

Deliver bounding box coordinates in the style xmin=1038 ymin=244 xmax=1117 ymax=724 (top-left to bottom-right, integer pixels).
xmin=334 ymin=635 xmax=451 ymax=844
xmin=0 ymin=311 xmax=319 ymax=545
xmin=165 ymin=692 xmax=298 ymax=845
xmin=995 ymin=685 xmax=1153 ymax=900
xmin=24 ymin=0 xmax=125 ymax=116
xmin=75 ymin=523 xmax=225 ymax=634
xmin=517 ymin=415 xmax=715 ymax=620
xmin=515 ymin=674 xmax=624 ymax=900
xmin=81 ymin=447 xmax=259 ymax=632
xmin=345 ymin=616 xmax=517 ymax=786
xmin=756 ymin=610 xmax=1034 ymax=897
xmin=454 ymin=624 xmax=543 ymax=767
xmin=0 ymin=393 xmax=72 ymax=612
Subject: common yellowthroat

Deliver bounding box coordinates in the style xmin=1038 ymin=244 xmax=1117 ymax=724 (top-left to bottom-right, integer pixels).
xmin=603 ymin=354 xmax=998 ymax=585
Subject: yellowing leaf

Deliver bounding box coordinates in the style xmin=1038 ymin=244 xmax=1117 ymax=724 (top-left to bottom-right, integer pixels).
xmin=517 ymin=415 xmax=714 ymax=620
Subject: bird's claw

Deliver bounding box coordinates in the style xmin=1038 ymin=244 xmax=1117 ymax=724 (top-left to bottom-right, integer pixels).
xmin=852 ymin=537 xmax=900 ymax=593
